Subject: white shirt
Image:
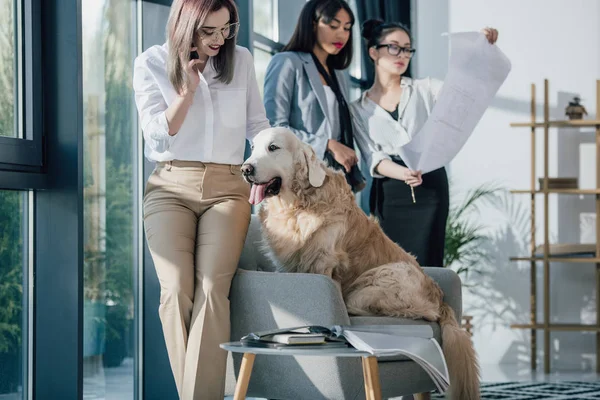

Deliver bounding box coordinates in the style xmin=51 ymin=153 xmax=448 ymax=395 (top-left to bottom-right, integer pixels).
xmin=350 ymin=77 xmax=443 ymax=178
xmin=323 ymin=86 xmax=341 ymax=142
xmin=133 ymin=44 xmax=271 ymax=164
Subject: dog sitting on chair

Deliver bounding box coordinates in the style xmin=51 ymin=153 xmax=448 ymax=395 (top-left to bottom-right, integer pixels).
xmin=241 ymin=127 xmax=480 ymax=400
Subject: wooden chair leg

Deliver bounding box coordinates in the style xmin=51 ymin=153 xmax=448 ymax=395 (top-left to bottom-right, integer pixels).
xmin=233 ymin=353 xmax=256 ymax=400
xmin=362 ymin=356 xmax=382 ymax=400
xmin=362 ymin=357 xmax=371 ymax=399
xmin=414 ymin=392 xmax=431 ymax=400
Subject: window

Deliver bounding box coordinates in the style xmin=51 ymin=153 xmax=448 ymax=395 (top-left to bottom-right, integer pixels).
xmin=0 ymin=190 xmax=30 ymax=399
xmin=253 ymin=45 xmax=273 ymax=97
xmin=252 ymin=0 xmax=286 ymax=100
xmin=0 ymin=0 xmax=43 ymax=170
xmin=347 ymin=0 xmax=363 ymax=101
xmin=345 ymin=0 xmax=370 ymax=212
xmin=82 ymin=0 xmax=138 ymax=398
xmin=0 ymin=0 xmax=20 ymax=138
xmin=253 ymin=0 xmax=278 ymax=42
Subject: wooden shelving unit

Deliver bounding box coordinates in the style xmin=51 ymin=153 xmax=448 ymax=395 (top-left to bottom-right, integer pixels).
xmin=508 ymin=79 xmax=600 ymax=373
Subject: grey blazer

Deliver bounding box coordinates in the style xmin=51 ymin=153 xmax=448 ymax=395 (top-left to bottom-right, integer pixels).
xmin=263 ymin=51 xmax=351 ymax=159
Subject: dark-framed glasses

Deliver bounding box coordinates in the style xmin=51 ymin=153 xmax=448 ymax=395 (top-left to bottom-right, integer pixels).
xmin=375 ymin=44 xmax=416 ymax=58
xmin=199 ymin=21 xmax=240 ymax=40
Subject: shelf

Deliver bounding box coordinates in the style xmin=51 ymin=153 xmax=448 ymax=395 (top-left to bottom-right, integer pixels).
xmin=534 ymin=243 xmax=596 ymax=255
xmin=510 ymin=120 xmax=600 ymax=128
xmin=510 ymin=243 xmax=599 ymax=262
xmin=511 ymin=323 xmax=600 ymax=332
xmin=510 ymin=256 xmax=600 ymax=263
xmin=509 ymin=79 xmax=600 ymax=373
xmin=510 ymin=189 xmax=600 ymax=194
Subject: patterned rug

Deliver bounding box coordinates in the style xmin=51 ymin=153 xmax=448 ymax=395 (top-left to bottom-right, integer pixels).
xmin=431 ymin=381 xmax=600 ymax=399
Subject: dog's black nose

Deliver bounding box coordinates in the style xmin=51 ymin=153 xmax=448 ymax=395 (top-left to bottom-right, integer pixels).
xmin=241 ymin=164 xmax=254 ymax=176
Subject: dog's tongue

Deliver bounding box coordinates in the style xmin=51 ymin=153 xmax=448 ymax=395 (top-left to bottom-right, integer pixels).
xmin=249 ymin=183 xmax=268 ymax=205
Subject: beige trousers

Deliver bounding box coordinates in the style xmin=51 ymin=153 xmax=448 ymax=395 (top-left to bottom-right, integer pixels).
xmin=143 ymin=160 xmax=251 ymax=400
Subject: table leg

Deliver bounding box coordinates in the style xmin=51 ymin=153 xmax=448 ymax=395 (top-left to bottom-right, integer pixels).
xmin=233 ymin=353 xmax=256 ymax=400
xmin=414 ymin=392 xmax=431 ymax=400
xmin=362 ymin=357 xmax=370 ymax=399
xmin=362 ymin=356 xmax=382 ymax=400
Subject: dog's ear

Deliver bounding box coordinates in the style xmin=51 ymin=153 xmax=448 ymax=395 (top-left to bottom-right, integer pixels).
xmin=301 ymin=143 xmax=326 ymax=188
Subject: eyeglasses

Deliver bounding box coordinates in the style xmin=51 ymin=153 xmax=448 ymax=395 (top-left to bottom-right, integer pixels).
xmin=199 ymin=22 xmax=240 ymax=41
xmin=375 ymin=44 xmax=416 ymax=58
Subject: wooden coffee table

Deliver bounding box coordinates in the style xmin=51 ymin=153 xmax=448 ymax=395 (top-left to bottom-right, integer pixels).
xmin=220 ymin=342 xmax=382 ymax=400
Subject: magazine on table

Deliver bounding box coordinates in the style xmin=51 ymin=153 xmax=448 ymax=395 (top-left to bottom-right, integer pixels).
xmin=240 ymin=324 xmax=449 ymax=393
xmin=240 ymin=326 xmax=350 ymax=349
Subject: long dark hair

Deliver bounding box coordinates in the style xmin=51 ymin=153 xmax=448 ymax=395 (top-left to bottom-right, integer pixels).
xmin=361 ymin=18 xmax=412 ymax=58
xmin=282 ymin=0 xmax=355 ymax=70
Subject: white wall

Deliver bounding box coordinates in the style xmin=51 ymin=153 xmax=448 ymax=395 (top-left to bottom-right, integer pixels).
xmin=414 ymin=0 xmax=600 ymax=372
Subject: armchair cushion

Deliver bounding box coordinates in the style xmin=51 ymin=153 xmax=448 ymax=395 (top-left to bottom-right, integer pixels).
xmin=230 ymin=269 xmax=351 ymax=341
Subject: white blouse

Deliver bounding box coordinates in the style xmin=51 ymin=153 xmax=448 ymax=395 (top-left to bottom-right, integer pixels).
xmin=350 ymin=77 xmax=443 ymax=178
xmin=323 ymin=86 xmax=341 ymax=142
xmin=133 ymin=44 xmax=270 ymax=164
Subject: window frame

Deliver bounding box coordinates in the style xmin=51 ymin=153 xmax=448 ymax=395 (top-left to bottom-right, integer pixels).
xmin=250 ymin=0 xmax=283 ymax=75
xmin=0 ymin=0 xmax=44 ymax=173
xmin=250 ymin=2 xmax=282 ymax=56
xmin=253 ymin=37 xmax=283 ymax=57
xmin=346 ymin=0 xmax=368 ymax=94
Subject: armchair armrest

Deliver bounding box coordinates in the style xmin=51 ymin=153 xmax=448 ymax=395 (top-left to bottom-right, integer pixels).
xmin=422 ymin=267 xmax=463 ymax=321
xmin=229 ymin=269 xmax=351 ymax=341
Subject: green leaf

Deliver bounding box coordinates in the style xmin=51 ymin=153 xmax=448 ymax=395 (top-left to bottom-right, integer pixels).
xmin=444 ymin=182 xmax=504 ymax=283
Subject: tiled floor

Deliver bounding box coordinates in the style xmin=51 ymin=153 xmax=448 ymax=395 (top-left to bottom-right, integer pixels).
xmin=480 ymin=363 xmax=600 ymax=384
xmin=431 ymin=381 xmax=600 ymax=400
xmin=223 ymin=364 xmax=600 ymax=400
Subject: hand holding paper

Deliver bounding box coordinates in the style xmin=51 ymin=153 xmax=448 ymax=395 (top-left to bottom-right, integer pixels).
xmin=398 ymin=31 xmax=511 ymax=174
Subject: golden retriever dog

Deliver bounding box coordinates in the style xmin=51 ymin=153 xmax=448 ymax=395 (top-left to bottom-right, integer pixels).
xmin=241 ymin=127 xmax=480 ymax=400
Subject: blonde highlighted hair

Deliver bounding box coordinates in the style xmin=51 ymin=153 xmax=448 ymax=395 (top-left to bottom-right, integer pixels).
xmin=166 ymin=0 xmax=238 ymax=93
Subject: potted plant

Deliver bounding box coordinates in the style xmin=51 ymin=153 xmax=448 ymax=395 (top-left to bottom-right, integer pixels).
xmin=101 ymin=161 xmax=134 ymax=368
xmin=444 ymin=182 xmax=501 ymax=334
xmin=0 ymin=191 xmax=24 ymax=395
xmin=83 ymin=245 xmax=107 ymax=359
xmin=0 ymin=263 xmax=22 ymax=394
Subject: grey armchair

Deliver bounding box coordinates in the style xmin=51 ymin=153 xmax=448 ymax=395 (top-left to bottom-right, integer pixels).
xmin=224 ymin=215 xmax=463 ymax=400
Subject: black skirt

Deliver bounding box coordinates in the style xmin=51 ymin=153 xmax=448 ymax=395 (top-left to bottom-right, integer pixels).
xmin=370 ymin=157 xmax=449 ymax=267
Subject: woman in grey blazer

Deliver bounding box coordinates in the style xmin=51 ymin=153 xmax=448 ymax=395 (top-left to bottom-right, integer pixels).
xmin=263 ymin=0 xmax=365 ymax=192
